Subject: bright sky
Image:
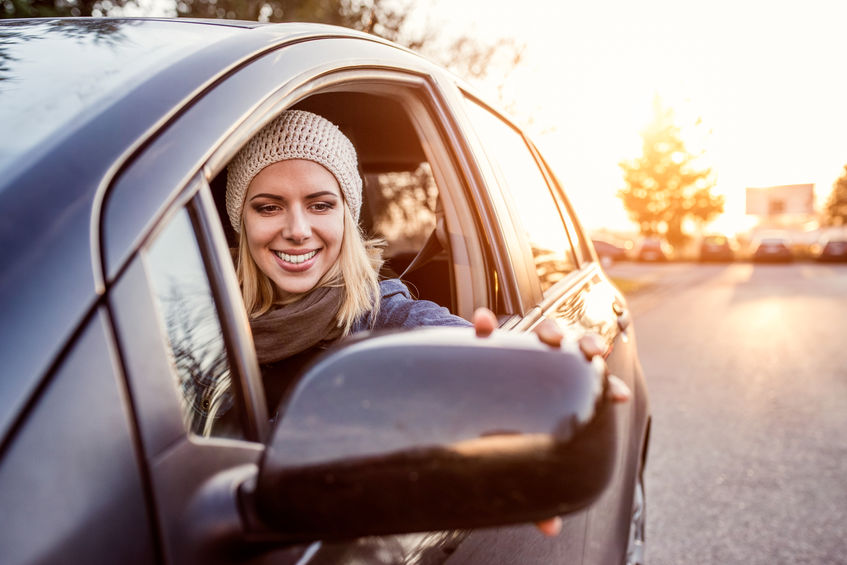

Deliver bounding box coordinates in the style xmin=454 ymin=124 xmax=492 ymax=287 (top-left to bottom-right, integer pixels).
xmin=123 ymin=0 xmax=847 ymax=235
xmin=425 ymin=0 xmax=847 ymax=235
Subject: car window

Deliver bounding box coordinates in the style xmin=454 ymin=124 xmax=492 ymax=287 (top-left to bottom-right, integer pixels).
xmin=462 ymin=98 xmax=578 ymax=293
xmin=291 ymin=91 xmax=466 ymax=310
xmin=365 ymin=163 xmax=437 ymax=258
xmin=145 ymin=208 xmax=244 ymax=440
xmin=532 ymin=149 xmax=591 ymax=265
xmin=362 ymin=162 xmax=452 ymax=302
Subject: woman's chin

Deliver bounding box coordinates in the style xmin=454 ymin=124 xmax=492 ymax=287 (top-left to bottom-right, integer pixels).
xmin=273 ymin=272 xmax=321 ymax=296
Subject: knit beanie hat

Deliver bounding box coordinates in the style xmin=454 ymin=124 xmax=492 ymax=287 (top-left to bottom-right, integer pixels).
xmin=225 ymin=110 xmax=362 ymax=233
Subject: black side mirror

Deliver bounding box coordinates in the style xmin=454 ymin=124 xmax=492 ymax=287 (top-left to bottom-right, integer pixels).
xmin=251 ymin=327 xmax=617 ymax=540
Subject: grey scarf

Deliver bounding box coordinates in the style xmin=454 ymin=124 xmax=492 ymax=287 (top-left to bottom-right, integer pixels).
xmin=250 ymin=286 xmax=344 ymax=364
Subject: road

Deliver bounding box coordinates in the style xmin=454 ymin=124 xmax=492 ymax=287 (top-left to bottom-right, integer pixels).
xmin=606 ymin=262 xmax=847 ymax=565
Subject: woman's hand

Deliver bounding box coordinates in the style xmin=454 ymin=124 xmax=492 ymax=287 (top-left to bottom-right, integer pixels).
xmin=472 ymin=308 xmax=631 ymax=403
xmin=471 ymin=307 xmax=631 ymax=536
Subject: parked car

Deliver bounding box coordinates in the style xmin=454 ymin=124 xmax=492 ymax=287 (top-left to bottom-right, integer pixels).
xmin=751 ymin=237 xmax=794 ymax=263
xmin=810 ymin=234 xmax=847 ymax=262
xmin=0 ymin=18 xmax=649 ymax=565
xmin=592 ymin=239 xmax=629 ymax=266
xmin=698 ymin=234 xmax=735 ymax=262
xmin=634 ymin=237 xmax=670 ymax=262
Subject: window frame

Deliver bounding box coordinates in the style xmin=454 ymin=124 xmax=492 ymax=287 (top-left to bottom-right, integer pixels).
xmin=530 ymin=145 xmax=594 ymax=266
xmin=136 ymin=175 xmax=267 ymax=445
xmin=205 ymin=70 xmax=493 ymax=321
xmin=192 ymin=180 xmax=269 ymax=440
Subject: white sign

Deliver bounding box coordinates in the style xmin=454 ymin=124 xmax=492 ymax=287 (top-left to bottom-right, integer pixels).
xmin=746 ymin=184 xmax=814 ymax=216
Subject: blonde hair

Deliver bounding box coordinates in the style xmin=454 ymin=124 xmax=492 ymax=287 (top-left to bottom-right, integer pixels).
xmin=236 ymin=202 xmax=384 ymax=335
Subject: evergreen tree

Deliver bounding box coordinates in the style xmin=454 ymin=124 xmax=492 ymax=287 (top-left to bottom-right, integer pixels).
xmin=618 ymin=96 xmax=723 ymax=248
xmin=823 ymin=165 xmax=847 ymax=226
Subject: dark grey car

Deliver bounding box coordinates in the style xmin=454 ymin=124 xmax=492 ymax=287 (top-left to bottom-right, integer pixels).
xmin=0 ymin=18 xmax=649 ymax=565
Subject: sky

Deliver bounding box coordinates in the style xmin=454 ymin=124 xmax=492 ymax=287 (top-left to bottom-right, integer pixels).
xmin=423 ymin=0 xmax=847 ymax=235
xmin=122 ymin=0 xmax=847 ymax=235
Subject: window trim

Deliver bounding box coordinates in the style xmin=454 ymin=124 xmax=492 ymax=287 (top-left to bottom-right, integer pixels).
xmin=137 ymin=176 xmax=266 ymax=444
xmin=531 ymin=146 xmax=594 ymax=266
xmin=192 ymin=179 xmax=268 ymax=442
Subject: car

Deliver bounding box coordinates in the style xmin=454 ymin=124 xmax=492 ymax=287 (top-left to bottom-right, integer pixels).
xmin=0 ymin=18 xmax=649 ymax=565
xmin=810 ymin=234 xmax=847 ymax=262
xmin=698 ymin=234 xmax=734 ymax=262
xmin=634 ymin=236 xmax=670 ymax=262
xmin=751 ymin=237 xmax=794 ymax=263
xmin=592 ymin=239 xmax=629 ymax=266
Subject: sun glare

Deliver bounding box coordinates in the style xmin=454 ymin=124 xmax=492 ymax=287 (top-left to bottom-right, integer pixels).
xmin=431 ymin=0 xmax=847 ymax=237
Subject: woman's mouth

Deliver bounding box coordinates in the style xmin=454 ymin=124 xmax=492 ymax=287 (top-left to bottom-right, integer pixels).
xmin=274 ymin=249 xmax=318 ymax=264
xmin=273 ymin=249 xmax=320 ymax=272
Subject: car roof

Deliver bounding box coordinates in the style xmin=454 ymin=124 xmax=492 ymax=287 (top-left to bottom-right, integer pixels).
xmin=0 ymin=17 xmax=400 ymax=442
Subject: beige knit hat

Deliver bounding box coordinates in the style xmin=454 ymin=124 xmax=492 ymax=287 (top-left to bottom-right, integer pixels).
xmin=225 ymin=110 xmax=362 ymax=233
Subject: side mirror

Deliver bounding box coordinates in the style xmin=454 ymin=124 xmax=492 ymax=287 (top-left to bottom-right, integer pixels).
xmin=252 ymin=327 xmax=616 ymax=540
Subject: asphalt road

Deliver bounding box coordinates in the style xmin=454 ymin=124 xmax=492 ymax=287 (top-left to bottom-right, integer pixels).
xmin=605 ymin=261 xmax=847 ymax=564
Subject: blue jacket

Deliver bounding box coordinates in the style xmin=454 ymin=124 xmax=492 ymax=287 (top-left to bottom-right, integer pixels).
xmin=352 ymin=279 xmax=470 ymax=333
xmin=262 ymin=279 xmax=469 ymax=413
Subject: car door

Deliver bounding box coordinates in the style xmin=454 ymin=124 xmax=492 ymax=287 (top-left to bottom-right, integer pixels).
xmin=456 ymin=93 xmax=649 ymax=565
xmin=0 ymin=307 xmax=158 ymax=565
xmin=100 ymin=29 xmax=629 ymax=563
xmin=97 ymin=34 xmax=509 ymax=565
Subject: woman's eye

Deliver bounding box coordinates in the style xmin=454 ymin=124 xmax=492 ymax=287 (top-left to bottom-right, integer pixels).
xmin=311 ymin=202 xmax=334 ymax=212
xmin=255 ymin=204 xmax=280 ymax=214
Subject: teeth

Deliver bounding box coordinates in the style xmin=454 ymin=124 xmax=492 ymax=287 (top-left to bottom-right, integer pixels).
xmin=275 ymin=250 xmax=317 ymax=264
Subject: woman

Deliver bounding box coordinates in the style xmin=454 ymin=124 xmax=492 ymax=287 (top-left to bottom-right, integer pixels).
xmin=225 ymin=109 xmax=471 ymax=410
xmin=226 ymin=109 xmax=627 ymax=537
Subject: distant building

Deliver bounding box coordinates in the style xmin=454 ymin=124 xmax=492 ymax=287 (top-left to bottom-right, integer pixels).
xmin=745 ymin=183 xmax=819 ymax=250
xmin=745 ymin=184 xmax=815 ymax=218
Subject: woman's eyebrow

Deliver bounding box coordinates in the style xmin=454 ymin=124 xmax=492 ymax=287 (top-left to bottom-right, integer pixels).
xmin=248 ymin=191 xmax=338 ymax=201
xmin=249 ymin=193 xmax=284 ymax=202
xmin=305 ymin=190 xmax=339 ymax=199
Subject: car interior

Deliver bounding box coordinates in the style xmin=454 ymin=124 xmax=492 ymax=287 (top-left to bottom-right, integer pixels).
xmin=209 ymin=90 xmax=458 ymax=313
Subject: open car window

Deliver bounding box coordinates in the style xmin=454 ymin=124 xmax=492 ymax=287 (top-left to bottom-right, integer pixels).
xmin=210 ymin=87 xmax=478 ymax=315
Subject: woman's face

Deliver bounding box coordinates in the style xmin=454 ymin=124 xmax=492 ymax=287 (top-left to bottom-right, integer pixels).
xmin=243 ymin=159 xmax=344 ymax=298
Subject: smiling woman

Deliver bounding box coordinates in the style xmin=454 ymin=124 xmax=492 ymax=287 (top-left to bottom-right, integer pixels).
xmin=222 ymin=109 xmax=470 ymax=411
xmin=226 ymin=111 xmax=378 ymax=331
xmin=242 ymin=160 xmax=346 ymax=300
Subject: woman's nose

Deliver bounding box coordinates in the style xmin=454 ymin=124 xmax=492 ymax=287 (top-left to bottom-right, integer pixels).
xmin=283 ymin=208 xmax=311 ymax=242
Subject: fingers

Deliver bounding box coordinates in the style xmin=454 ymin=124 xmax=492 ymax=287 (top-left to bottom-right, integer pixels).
xmin=472 ymin=307 xmax=498 ymax=337
xmin=480 ymin=314 xmax=630 ymax=405
xmin=606 ymin=374 xmax=631 ymax=403
xmin=577 ymin=333 xmax=605 ymax=361
xmin=532 ymin=317 xmax=564 ymax=348
xmin=534 ymin=516 xmax=562 ymax=537
xmin=577 ymin=333 xmax=631 ymax=403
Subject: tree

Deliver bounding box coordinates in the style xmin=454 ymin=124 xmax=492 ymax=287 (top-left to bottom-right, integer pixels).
xmin=173 ymin=0 xmax=522 ymax=85
xmin=3 ymin=0 xmax=523 ymax=96
xmin=823 ymin=165 xmax=847 ymax=226
xmin=2 ymin=0 xmax=129 ymax=17
xmin=618 ymin=96 xmax=723 ymax=248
